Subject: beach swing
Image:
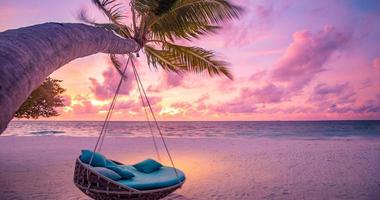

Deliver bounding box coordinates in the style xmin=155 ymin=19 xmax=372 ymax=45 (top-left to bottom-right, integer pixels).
xmin=73 ymin=54 xmax=185 ymax=200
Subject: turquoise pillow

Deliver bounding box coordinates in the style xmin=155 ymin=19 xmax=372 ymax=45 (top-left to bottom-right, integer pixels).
xmin=93 ymin=167 xmax=122 ymax=181
xmin=79 ymin=149 xmax=106 ymax=167
xmin=105 ymin=159 xmax=118 ymax=167
xmin=133 ymin=159 xmax=162 ymax=173
xmin=107 ymin=165 xmax=135 ymax=179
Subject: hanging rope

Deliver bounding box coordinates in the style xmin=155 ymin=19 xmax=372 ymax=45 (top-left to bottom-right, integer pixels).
xmin=89 ymin=56 xmax=131 ymax=165
xmin=129 ymin=54 xmax=180 ymax=180
xmin=132 ymin=60 xmax=161 ymax=161
xmin=88 ymin=53 xmax=180 ymax=182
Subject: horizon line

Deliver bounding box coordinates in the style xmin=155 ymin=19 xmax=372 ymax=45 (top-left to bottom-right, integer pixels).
xmin=10 ymin=119 xmax=380 ymax=122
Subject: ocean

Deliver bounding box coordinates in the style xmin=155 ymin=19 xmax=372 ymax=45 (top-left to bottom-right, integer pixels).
xmin=3 ymin=120 xmax=380 ymax=138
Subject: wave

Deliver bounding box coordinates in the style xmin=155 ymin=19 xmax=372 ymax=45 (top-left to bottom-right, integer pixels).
xmin=29 ymin=130 xmax=65 ymax=135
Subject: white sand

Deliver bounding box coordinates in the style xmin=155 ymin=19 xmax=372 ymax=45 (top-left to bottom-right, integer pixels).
xmin=0 ymin=136 xmax=380 ymax=200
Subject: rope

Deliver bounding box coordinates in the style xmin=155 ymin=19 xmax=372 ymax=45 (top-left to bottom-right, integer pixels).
xmin=133 ymin=67 xmax=161 ymax=161
xmin=89 ymin=56 xmax=131 ymax=166
xmin=129 ymin=55 xmax=180 ymax=180
xmin=88 ymin=53 xmax=181 ymax=183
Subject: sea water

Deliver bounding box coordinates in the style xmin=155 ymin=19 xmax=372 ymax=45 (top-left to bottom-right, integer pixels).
xmin=3 ymin=120 xmax=380 ymax=138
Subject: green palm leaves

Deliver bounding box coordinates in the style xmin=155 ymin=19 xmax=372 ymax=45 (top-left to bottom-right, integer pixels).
xmin=146 ymin=42 xmax=232 ymax=79
xmin=80 ymin=0 xmax=242 ymax=79
xmin=149 ymin=0 xmax=241 ymax=41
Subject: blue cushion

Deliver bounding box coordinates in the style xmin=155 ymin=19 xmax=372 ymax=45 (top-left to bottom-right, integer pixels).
xmin=107 ymin=165 xmax=135 ymax=179
xmin=133 ymin=159 xmax=162 ymax=173
xmin=93 ymin=167 xmax=122 ymax=181
xmin=118 ymin=166 xmax=185 ymax=190
xmin=79 ymin=149 xmax=106 ymax=167
xmin=105 ymin=159 xmax=118 ymax=167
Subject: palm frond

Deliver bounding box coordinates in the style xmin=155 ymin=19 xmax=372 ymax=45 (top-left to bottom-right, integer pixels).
xmin=92 ymin=0 xmax=124 ymax=22
xmin=163 ymin=42 xmax=233 ymax=79
xmin=91 ymin=0 xmax=133 ymax=37
xmin=131 ymin=0 xmax=177 ymax=16
xmin=150 ymin=22 xmax=220 ymax=41
xmin=78 ymin=9 xmax=97 ymax=25
xmin=78 ymin=8 xmax=133 ymax=38
xmin=131 ymin=0 xmax=158 ymax=15
xmin=148 ymin=0 xmax=242 ymax=40
xmin=110 ymin=54 xmax=123 ymax=75
xmin=145 ymin=43 xmax=232 ymax=79
xmin=144 ymin=45 xmax=184 ymax=73
xmin=155 ymin=0 xmax=178 ymax=16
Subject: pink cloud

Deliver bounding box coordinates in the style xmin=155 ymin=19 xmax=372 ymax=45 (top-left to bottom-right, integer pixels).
xmin=148 ymin=72 xmax=184 ymax=92
xmin=307 ymin=82 xmax=358 ymax=114
xmin=217 ymin=0 xmax=290 ymax=47
xmin=164 ymin=72 xmax=183 ymax=87
xmin=360 ymin=78 xmax=373 ymax=89
xmin=217 ymin=79 xmax=236 ymax=92
xmin=171 ymin=101 xmax=192 ymax=110
xmin=89 ymin=63 xmax=134 ymax=100
xmin=352 ymin=101 xmax=380 ymax=114
xmin=207 ymin=82 xmax=288 ymax=114
xmin=249 ymin=70 xmax=267 ymax=81
xmin=62 ymin=95 xmax=72 ymax=106
xmin=115 ymin=100 xmax=139 ymax=112
xmin=211 ymin=101 xmax=257 ymax=114
xmin=242 ymin=83 xmax=287 ymax=103
xmin=373 ymin=57 xmax=380 ymax=69
xmin=195 ymin=94 xmax=210 ymax=104
xmin=71 ymin=96 xmax=99 ymax=114
xmin=145 ymin=96 xmax=162 ymax=107
xmin=194 ymin=95 xmax=209 ymax=111
xmin=272 ymin=26 xmax=350 ymax=90
xmin=309 ymin=83 xmax=356 ymax=104
xmin=115 ymin=95 xmax=162 ymax=114
xmin=327 ymin=100 xmax=380 ymax=114
xmin=254 ymin=4 xmax=274 ymax=20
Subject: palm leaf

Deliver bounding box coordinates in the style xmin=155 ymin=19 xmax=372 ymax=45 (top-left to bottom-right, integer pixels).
xmin=150 ymin=21 xmax=220 ymax=41
xmin=163 ymin=42 xmax=233 ymax=79
xmin=131 ymin=0 xmax=158 ymax=15
xmin=78 ymin=8 xmax=133 ymax=38
xmin=91 ymin=0 xmax=132 ymax=37
xmin=131 ymin=0 xmax=177 ymax=16
xmin=147 ymin=0 xmax=242 ymax=40
xmin=110 ymin=54 xmax=127 ymax=79
xmin=144 ymin=45 xmax=184 ymax=73
xmin=145 ymin=43 xmax=232 ymax=79
xmin=155 ymin=0 xmax=178 ymax=16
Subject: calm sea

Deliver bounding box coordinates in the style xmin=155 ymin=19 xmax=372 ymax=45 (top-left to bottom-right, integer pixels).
xmin=2 ymin=120 xmax=380 ymax=139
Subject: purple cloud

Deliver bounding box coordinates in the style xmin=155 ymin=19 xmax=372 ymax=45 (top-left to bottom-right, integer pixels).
xmin=242 ymin=83 xmax=287 ymax=103
xmin=89 ymin=64 xmax=134 ymax=100
xmin=373 ymin=57 xmax=380 ymax=69
xmin=148 ymin=72 xmax=184 ymax=92
xmin=271 ymin=26 xmax=350 ymax=91
xmin=211 ymin=101 xmax=257 ymax=114
xmin=309 ymin=83 xmax=356 ymax=104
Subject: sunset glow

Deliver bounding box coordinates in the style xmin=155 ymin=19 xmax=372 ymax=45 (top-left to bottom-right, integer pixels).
xmin=2 ymin=0 xmax=380 ymax=121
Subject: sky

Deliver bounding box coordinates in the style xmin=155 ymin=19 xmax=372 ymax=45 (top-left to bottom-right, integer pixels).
xmin=1 ymin=0 xmax=380 ymax=121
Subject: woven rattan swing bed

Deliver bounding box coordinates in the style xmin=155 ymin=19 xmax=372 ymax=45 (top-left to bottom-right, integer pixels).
xmin=73 ymin=54 xmax=185 ymax=200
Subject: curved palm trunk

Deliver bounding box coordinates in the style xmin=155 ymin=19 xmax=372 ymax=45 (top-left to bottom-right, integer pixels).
xmin=0 ymin=23 xmax=139 ymax=134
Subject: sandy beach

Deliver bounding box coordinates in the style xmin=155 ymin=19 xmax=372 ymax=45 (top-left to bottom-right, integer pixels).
xmin=1 ymin=136 xmax=379 ymax=200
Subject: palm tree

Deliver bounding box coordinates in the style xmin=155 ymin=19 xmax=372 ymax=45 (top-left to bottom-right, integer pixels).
xmin=81 ymin=0 xmax=242 ymax=79
xmin=0 ymin=23 xmax=139 ymax=133
xmin=0 ymin=0 xmax=241 ymax=133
